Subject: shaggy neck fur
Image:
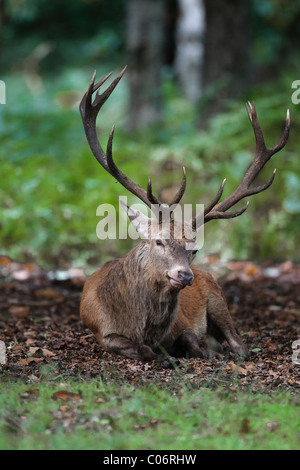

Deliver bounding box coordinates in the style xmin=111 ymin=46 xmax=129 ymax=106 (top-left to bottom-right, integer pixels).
xmin=102 ymin=241 xmax=180 ymax=347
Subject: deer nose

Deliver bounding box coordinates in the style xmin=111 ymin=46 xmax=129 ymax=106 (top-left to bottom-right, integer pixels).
xmin=178 ymin=271 xmax=194 ymax=286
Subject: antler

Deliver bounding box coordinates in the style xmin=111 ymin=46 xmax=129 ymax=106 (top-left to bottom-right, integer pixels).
xmin=192 ymin=101 xmax=290 ymax=229
xmin=79 ymin=67 xmax=186 ymax=218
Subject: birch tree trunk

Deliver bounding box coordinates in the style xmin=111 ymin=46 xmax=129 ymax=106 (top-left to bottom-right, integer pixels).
xmin=175 ymin=0 xmax=205 ymax=102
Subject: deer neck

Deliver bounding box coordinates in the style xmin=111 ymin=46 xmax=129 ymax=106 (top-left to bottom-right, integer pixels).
xmin=122 ymin=243 xmax=178 ymax=346
xmin=125 ymin=241 xmax=178 ymax=292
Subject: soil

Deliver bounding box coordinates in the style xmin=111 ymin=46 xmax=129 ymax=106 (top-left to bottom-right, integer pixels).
xmin=0 ymin=256 xmax=299 ymax=392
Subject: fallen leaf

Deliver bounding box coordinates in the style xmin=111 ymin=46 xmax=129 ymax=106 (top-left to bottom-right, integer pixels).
xmin=25 ymin=338 xmax=36 ymax=345
xmin=17 ymin=357 xmax=44 ymax=365
xmin=243 ymin=264 xmax=260 ymax=277
xmin=29 ymin=347 xmax=43 ymax=357
xmin=33 ymin=288 xmax=63 ymax=301
xmin=41 ymin=348 xmax=56 ymax=357
xmin=264 ymin=421 xmax=280 ymax=432
xmin=51 ymin=390 xmax=82 ymax=402
xmin=51 ymin=391 xmax=70 ymax=401
xmin=8 ymin=306 xmax=30 ymax=318
xmin=226 ymin=361 xmax=248 ymax=376
xmin=29 ymin=347 xmax=56 ymax=358
xmin=19 ymin=389 xmax=39 ymax=400
xmin=0 ymin=256 xmax=11 ymax=265
xmin=95 ymin=398 xmax=106 ymax=404
xmin=59 ymin=405 xmax=70 ymax=412
xmin=269 ymin=370 xmax=279 ymax=378
xmin=149 ymin=419 xmax=159 ymax=426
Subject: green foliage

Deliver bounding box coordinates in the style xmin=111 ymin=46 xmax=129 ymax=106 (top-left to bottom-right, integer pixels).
xmin=159 ymin=73 xmax=300 ymax=262
xmin=251 ymin=0 xmax=300 ymax=66
xmin=0 ymin=66 xmax=135 ymax=266
xmin=1 ymin=0 xmax=126 ymax=74
xmin=0 ymin=1 xmax=299 ymax=266
xmin=0 ymin=379 xmax=299 ymax=450
xmin=0 ymin=65 xmax=299 ymax=267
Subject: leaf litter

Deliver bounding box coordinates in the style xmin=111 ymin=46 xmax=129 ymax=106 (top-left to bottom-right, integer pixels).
xmin=0 ymin=256 xmax=299 ymax=393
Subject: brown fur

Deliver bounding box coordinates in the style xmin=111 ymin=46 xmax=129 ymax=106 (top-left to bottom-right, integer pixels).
xmin=80 ymin=230 xmax=247 ymax=364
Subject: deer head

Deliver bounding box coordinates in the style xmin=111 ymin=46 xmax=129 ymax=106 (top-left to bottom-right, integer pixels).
xmin=120 ymin=202 xmax=197 ymax=288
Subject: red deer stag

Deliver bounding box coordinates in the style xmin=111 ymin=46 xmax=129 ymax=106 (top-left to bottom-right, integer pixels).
xmin=79 ymin=67 xmax=290 ymax=366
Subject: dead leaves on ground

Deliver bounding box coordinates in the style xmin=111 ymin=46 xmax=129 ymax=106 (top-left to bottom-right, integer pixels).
xmin=0 ymin=256 xmax=299 ymax=391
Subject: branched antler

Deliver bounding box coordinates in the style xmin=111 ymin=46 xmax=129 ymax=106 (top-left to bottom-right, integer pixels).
xmin=192 ymin=102 xmax=290 ymax=229
xmin=80 ymin=70 xmax=290 ymax=229
xmin=80 ymin=68 xmax=186 ymax=219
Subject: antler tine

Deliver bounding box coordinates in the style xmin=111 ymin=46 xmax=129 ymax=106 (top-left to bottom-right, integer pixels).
xmin=147 ymin=177 xmax=161 ymax=206
xmin=93 ymin=66 xmax=127 ymax=110
xmin=106 ymin=123 xmax=161 ymax=206
xmin=80 ymin=67 xmax=188 ymax=217
xmin=147 ymin=166 xmax=186 ymax=209
xmin=80 ymin=67 xmax=152 ymax=208
xmin=80 ymin=70 xmax=113 ymax=121
xmin=192 ymin=178 xmax=226 ymax=230
xmin=245 ymin=168 xmax=277 ymax=197
xmin=204 ymin=178 xmax=226 ymax=216
xmin=246 ymin=102 xmax=290 ymax=159
xmin=242 ymin=101 xmax=289 ymax=191
xmin=269 ymin=109 xmax=290 ymax=155
xmin=92 ymin=71 xmax=113 ymax=95
xmin=245 ymin=101 xmax=265 ymax=150
xmin=205 ymin=201 xmax=249 ymax=223
xmin=106 ymin=125 xmax=118 ymax=174
xmin=169 ymin=167 xmax=187 ymax=206
xmin=193 ymin=102 xmax=290 ymax=228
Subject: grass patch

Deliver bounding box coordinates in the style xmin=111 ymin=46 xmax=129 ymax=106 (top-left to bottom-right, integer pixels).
xmin=0 ymin=378 xmax=299 ymax=450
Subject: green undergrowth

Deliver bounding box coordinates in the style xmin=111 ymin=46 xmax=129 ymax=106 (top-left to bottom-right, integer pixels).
xmin=0 ymin=66 xmax=300 ymax=268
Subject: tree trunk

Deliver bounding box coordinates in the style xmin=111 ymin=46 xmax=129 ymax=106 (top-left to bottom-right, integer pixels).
xmin=0 ymin=0 xmax=5 ymax=49
xmin=126 ymin=0 xmax=166 ymax=131
xmin=202 ymin=0 xmax=249 ymax=118
xmin=175 ymin=0 xmax=205 ymax=102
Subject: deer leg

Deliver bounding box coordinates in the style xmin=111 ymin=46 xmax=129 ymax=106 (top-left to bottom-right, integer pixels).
xmin=102 ymin=333 xmax=156 ymax=360
xmin=102 ymin=333 xmax=179 ymax=367
xmin=207 ymin=295 xmax=247 ymax=357
xmin=171 ymin=328 xmax=209 ymax=359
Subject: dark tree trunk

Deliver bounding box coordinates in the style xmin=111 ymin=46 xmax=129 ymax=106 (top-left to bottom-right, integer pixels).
xmin=126 ymin=0 xmax=166 ymax=131
xmin=202 ymin=0 xmax=249 ymax=118
xmin=0 ymin=0 xmax=6 ymax=49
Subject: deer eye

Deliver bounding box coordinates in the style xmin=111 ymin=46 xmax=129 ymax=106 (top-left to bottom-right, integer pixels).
xmin=192 ymin=250 xmax=198 ymax=256
xmin=156 ymin=240 xmax=163 ymax=246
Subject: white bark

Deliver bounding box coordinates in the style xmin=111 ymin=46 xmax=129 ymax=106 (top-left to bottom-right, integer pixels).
xmin=175 ymin=0 xmax=205 ymax=101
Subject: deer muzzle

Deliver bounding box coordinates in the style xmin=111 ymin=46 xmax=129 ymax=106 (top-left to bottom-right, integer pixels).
xmin=167 ymin=268 xmax=194 ymax=289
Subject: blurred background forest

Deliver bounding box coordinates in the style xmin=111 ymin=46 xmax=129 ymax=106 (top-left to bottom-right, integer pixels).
xmin=0 ymin=0 xmax=299 ymax=271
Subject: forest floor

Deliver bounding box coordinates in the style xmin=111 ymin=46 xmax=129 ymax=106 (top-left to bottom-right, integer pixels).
xmin=0 ymin=255 xmax=299 ymax=393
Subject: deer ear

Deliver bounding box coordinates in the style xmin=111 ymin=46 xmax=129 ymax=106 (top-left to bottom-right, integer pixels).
xmin=120 ymin=201 xmax=158 ymax=238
